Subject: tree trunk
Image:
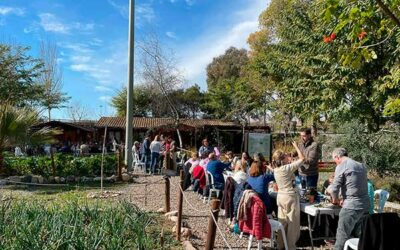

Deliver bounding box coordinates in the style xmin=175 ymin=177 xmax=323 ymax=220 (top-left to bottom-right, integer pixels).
xmin=0 ymin=151 xmax=4 ymax=174
xmin=176 ymin=128 xmax=183 ymax=148
xmin=241 ymin=124 xmax=246 ymax=152
xmin=48 ymin=108 xmax=51 ymax=122
xmin=50 ymin=147 xmax=56 ymax=176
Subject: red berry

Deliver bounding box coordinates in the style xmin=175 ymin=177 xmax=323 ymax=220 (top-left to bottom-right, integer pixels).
xmin=330 ymin=33 xmax=336 ymax=40
xmin=323 ymin=35 xmax=331 ymax=44
xmin=358 ymin=30 xmax=367 ymax=40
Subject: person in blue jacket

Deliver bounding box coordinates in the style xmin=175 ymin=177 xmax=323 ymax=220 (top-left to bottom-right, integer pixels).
xmin=206 ymin=153 xmax=231 ymax=190
xmin=247 ymin=160 xmax=276 ymax=215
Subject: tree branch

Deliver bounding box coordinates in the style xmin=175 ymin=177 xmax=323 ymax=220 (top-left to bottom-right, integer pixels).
xmin=376 ymin=0 xmax=400 ymax=27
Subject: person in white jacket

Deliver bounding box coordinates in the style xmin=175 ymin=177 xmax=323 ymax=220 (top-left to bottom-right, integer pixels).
xmin=271 ymin=141 xmax=304 ymax=250
xmin=149 ymin=135 xmax=162 ymax=174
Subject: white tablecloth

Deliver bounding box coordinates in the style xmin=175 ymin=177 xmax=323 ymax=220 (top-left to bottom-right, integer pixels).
xmin=300 ymin=202 xmax=341 ymax=217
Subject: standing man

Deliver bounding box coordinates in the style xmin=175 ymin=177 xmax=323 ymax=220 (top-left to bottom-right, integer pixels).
xmin=198 ymin=138 xmax=214 ymax=158
xmin=298 ymin=128 xmax=320 ymax=188
xmin=331 ymin=148 xmax=369 ymax=250
xmin=142 ymin=133 xmax=151 ymax=172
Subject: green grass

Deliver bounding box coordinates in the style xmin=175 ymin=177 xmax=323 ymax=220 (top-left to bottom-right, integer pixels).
xmin=0 ymin=189 xmax=181 ymax=250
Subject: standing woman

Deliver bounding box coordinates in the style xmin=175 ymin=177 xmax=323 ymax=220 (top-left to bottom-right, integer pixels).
xmin=272 ymin=141 xmax=304 ymax=250
xmin=150 ymin=135 xmax=162 ymax=175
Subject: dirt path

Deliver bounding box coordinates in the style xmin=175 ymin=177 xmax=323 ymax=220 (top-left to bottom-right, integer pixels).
xmin=124 ymin=175 xmax=334 ymax=250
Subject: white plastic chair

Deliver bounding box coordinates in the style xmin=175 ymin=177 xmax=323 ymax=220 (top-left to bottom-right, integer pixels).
xmin=204 ymin=171 xmax=221 ymax=204
xmin=239 ymin=219 xmax=288 ymax=250
xmin=344 ymin=238 xmax=359 ymax=250
xmin=269 ymin=219 xmax=289 ymax=250
xmin=374 ymin=189 xmax=389 ymax=213
xmin=132 ymin=153 xmax=146 ymax=173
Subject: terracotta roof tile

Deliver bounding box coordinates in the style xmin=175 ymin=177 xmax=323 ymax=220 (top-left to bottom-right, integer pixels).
xmin=96 ymin=117 xmax=269 ymax=130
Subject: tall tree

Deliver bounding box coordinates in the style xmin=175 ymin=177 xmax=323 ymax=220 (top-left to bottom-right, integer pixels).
xmin=203 ymin=47 xmax=250 ymax=119
xmin=0 ymin=44 xmax=43 ymax=107
xmin=322 ymin=0 xmax=400 ymax=117
xmin=111 ymin=85 xmax=152 ymax=117
xmin=66 ymin=101 xmax=90 ymax=121
xmin=138 ymin=35 xmax=184 ymax=146
xmin=247 ymin=0 xmax=399 ymax=131
xmin=37 ymin=40 xmax=69 ymax=121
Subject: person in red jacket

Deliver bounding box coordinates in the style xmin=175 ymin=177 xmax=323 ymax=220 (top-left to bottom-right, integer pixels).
xmin=238 ymin=190 xmax=271 ymax=241
xmin=192 ymin=165 xmax=206 ymax=194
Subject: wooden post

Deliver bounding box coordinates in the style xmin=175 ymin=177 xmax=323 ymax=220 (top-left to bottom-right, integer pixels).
xmin=164 ymin=176 xmax=171 ymax=213
xmin=116 ymin=149 xmax=122 ymax=181
xmin=205 ymin=199 xmax=221 ymax=250
xmin=176 ymin=170 xmax=184 ymax=241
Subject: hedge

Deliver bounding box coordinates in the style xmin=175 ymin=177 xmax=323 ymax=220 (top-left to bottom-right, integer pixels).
xmin=3 ymin=153 xmax=117 ymax=177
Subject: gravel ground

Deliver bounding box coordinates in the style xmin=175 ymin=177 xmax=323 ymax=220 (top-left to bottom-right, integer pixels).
xmin=125 ymin=175 xmax=335 ymax=250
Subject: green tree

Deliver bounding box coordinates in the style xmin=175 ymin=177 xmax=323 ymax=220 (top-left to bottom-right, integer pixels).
xmin=0 ymin=105 xmax=57 ymax=170
xmin=247 ymin=0 xmax=399 ymax=131
xmin=203 ymin=47 xmax=251 ymax=119
xmin=0 ymin=44 xmax=43 ymax=107
xmin=322 ymin=0 xmax=400 ymax=117
xmin=181 ymin=84 xmax=204 ymax=118
xmin=111 ymin=85 xmax=152 ymax=117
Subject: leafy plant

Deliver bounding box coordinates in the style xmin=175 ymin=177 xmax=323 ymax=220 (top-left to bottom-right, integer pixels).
xmin=4 ymin=154 xmax=117 ymax=177
xmin=0 ymin=199 xmax=178 ymax=249
xmin=323 ymin=120 xmax=400 ymax=175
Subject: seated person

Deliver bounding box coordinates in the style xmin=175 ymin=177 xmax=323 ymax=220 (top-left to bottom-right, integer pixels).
xmin=206 ymin=153 xmax=231 ymax=190
xmin=322 ymin=173 xmax=335 ymax=195
xmin=185 ymin=152 xmax=200 ymax=174
xmin=247 ymin=161 xmax=275 ymax=215
xmin=192 ymin=164 xmax=206 ymax=194
xmin=232 ymin=160 xmax=248 ymax=185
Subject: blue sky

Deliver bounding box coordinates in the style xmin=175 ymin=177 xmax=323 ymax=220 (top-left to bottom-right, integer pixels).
xmin=0 ymin=0 xmax=268 ymax=119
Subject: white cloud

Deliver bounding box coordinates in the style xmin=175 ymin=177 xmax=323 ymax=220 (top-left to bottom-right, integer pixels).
xmin=89 ymin=38 xmax=103 ymax=46
xmin=178 ymin=0 xmax=268 ymax=89
xmin=70 ymin=55 xmax=91 ymax=63
xmin=107 ymin=0 xmax=128 ymax=18
xmin=0 ymin=6 xmax=25 ymax=16
xmin=39 ymin=13 xmax=69 ymax=33
xmin=37 ymin=13 xmax=95 ymax=34
xmin=62 ymin=40 xmax=127 ymax=90
xmin=185 ymin=0 xmax=196 ymax=6
xmin=95 ymin=86 xmax=113 ymax=92
xmin=59 ymin=42 xmax=94 ymax=54
xmin=107 ymin=0 xmax=155 ymax=25
xmin=166 ymin=31 xmax=177 ymax=39
xmin=136 ymin=4 xmax=155 ymax=23
xmin=99 ymin=96 xmax=112 ymax=102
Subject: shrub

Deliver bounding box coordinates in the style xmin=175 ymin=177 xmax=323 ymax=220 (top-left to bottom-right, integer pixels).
xmin=323 ymin=120 xmax=400 ymax=175
xmin=4 ymin=154 xmax=117 ymax=177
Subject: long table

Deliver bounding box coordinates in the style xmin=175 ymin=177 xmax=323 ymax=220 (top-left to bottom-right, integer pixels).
xmin=300 ymin=202 xmax=341 ymax=249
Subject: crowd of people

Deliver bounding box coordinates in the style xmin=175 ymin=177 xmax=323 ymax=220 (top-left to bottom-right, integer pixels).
xmin=181 ymin=128 xmax=372 ymax=250
xmin=132 ymin=134 xmax=179 ymax=175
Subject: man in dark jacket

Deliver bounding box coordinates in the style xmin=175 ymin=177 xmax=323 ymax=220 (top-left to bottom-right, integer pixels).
xmin=298 ymin=128 xmax=320 ymax=188
xmin=142 ymin=134 xmax=151 ymax=172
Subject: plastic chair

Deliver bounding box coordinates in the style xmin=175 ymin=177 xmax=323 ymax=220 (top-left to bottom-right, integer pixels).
xmin=269 ymin=219 xmax=289 ymax=250
xmin=204 ymin=171 xmax=221 ymax=204
xmin=239 ymin=219 xmax=288 ymax=250
xmin=344 ymin=238 xmax=359 ymax=250
xmin=374 ymin=189 xmax=389 ymax=213
xmin=133 ymin=153 xmax=146 ymax=173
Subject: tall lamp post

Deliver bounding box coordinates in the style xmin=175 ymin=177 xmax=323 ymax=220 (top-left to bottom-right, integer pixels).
xmin=125 ymin=0 xmax=134 ymax=168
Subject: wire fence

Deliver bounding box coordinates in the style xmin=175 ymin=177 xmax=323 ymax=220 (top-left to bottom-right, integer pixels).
xmin=169 ymin=177 xmax=233 ymax=250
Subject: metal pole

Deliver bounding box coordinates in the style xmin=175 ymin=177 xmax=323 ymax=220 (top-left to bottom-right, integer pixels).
xmin=125 ymin=0 xmax=135 ymax=169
